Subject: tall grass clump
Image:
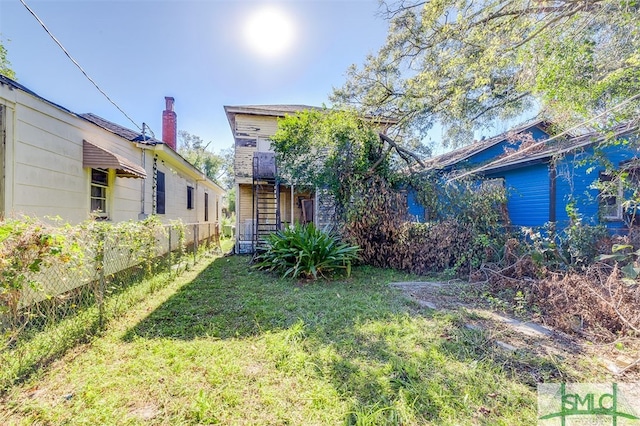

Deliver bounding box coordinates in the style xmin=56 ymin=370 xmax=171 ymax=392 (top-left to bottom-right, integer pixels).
xmin=254 ymin=223 xmax=360 ymax=280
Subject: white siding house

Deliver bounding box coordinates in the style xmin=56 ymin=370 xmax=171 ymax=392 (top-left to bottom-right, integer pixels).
xmin=0 ymin=75 xmax=224 ymax=225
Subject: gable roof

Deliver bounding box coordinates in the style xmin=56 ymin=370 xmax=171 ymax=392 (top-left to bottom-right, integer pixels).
xmin=0 ymin=75 xmax=224 ymax=191
xmin=425 ymin=119 xmax=552 ymax=170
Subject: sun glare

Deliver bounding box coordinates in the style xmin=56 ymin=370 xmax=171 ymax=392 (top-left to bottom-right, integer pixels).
xmin=243 ymin=6 xmax=295 ymax=59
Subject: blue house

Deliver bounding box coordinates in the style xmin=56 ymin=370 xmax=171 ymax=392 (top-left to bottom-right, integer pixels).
xmin=411 ymin=121 xmax=639 ymax=233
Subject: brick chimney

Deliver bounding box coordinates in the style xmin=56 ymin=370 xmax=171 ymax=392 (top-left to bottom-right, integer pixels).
xmin=162 ymin=97 xmax=177 ymax=150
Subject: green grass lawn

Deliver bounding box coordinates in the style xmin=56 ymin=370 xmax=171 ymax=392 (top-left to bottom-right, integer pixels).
xmin=0 ymin=253 xmax=581 ymax=425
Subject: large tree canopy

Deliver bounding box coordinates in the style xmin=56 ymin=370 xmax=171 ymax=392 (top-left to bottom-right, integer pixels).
xmin=271 ymin=109 xmax=426 ymax=220
xmin=178 ymin=131 xmax=233 ymax=189
xmin=332 ymin=0 xmax=640 ymax=147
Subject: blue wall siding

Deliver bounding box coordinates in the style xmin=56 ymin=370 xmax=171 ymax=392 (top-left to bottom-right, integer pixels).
xmin=487 ymin=163 xmax=550 ymax=227
xmin=407 ymin=189 xmax=425 ymax=222
xmin=411 ymin=131 xmax=637 ymax=232
xmin=555 ymin=143 xmax=637 ymax=233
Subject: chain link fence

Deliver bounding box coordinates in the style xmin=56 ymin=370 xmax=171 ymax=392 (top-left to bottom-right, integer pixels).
xmin=0 ymin=217 xmax=221 ymax=391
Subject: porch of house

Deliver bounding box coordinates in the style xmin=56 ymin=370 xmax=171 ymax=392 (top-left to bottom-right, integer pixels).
xmin=235 ymin=182 xmax=315 ymax=254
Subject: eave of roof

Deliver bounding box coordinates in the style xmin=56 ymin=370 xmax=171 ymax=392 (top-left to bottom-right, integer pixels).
xmin=224 ymin=104 xmax=321 ymax=117
xmin=223 ymin=104 xmax=399 ymax=142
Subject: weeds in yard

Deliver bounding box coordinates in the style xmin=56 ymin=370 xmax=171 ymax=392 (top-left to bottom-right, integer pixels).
xmin=0 ymin=255 xmax=585 ymax=425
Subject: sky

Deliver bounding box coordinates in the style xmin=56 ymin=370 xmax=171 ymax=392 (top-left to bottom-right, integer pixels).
xmin=0 ymin=0 xmax=391 ymax=154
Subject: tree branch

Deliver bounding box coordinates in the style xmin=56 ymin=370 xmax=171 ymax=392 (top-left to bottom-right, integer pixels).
xmin=379 ymin=132 xmax=427 ymax=168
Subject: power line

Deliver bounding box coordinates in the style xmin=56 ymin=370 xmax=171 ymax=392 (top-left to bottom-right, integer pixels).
xmin=448 ymin=92 xmax=640 ymax=182
xmin=20 ymin=0 xmax=145 ymax=133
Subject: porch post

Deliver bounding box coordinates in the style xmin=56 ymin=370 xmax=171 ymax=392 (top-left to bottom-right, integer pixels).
xmin=290 ymin=185 xmax=294 ymax=228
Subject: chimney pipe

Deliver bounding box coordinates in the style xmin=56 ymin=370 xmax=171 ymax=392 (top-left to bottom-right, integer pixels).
xmin=162 ymin=96 xmax=177 ymax=150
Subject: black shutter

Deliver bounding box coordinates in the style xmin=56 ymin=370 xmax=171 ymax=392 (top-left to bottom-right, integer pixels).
xmin=157 ymin=171 xmax=165 ymax=214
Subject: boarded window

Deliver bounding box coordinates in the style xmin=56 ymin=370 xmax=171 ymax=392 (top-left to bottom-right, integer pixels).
xmin=301 ymin=198 xmax=314 ymax=223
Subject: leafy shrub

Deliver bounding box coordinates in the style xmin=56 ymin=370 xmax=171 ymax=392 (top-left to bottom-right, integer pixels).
xmin=561 ymin=223 xmax=609 ymax=268
xmin=254 ymin=223 xmax=360 ymax=280
xmin=0 ymin=216 xmax=81 ymax=323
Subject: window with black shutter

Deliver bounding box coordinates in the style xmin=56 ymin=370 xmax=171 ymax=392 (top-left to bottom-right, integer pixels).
xmin=187 ymin=185 xmax=194 ymax=210
xmin=157 ymin=171 xmax=165 ymax=214
xmin=204 ymin=192 xmax=209 ymax=222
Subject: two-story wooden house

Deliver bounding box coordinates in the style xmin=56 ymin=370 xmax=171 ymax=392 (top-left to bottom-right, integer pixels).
xmin=225 ymin=105 xmax=336 ymax=253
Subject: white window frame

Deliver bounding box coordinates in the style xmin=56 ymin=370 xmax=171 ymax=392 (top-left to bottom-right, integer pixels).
xmin=599 ymin=172 xmax=624 ymax=221
xmin=90 ymin=168 xmax=111 ymax=220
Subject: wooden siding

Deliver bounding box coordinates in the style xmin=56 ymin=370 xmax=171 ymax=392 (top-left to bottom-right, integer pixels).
xmin=407 ymin=190 xmax=425 ymax=222
xmin=237 ymin=184 xmax=254 ymax=241
xmin=487 ymin=163 xmax=550 ymax=227
xmin=233 ymin=114 xmax=280 ymax=179
xmin=235 ymin=146 xmax=255 ymax=182
xmin=1 ymin=80 xmax=225 ymax=225
xmin=235 ymin=114 xmax=279 ymax=140
xmin=555 ymin=143 xmax=638 ymax=232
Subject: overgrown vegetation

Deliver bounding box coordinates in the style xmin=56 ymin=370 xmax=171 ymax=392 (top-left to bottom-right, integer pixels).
xmin=474 ymin=228 xmax=640 ymax=341
xmin=273 ymin=112 xmax=508 ymax=278
xmin=272 ymin=108 xmax=639 ymax=343
xmin=254 ymin=222 xmax=359 ymax=279
xmin=0 ymin=217 xmax=82 ymax=327
xmin=0 ymin=216 xmax=208 ymax=391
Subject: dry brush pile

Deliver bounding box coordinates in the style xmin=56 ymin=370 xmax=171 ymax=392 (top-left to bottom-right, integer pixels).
xmin=474 ymin=233 xmax=640 ymax=342
xmin=343 ymin=177 xmax=490 ymax=276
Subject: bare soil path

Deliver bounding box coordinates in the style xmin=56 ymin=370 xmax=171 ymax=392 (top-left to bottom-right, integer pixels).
xmin=390 ymin=280 xmax=640 ymax=381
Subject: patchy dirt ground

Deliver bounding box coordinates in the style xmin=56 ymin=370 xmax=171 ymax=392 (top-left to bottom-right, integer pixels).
xmin=390 ymin=280 xmax=640 ymax=382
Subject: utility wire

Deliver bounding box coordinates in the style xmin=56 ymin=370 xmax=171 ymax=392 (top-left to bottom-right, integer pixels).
xmin=20 ymin=0 xmax=145 ymax=133
xmin=448 ymin=92 xmax=640 ymax=182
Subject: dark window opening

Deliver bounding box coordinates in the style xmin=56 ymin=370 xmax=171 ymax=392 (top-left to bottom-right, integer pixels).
xmin=204 ymin=192 xmax=209 ymax=222
xmin=187 ymin=185 xmax=194 ymax=210
xmin=157 ymin=170 xmax=165 ymax=215
xmin=599 ymin=171 xmax=622 ymax=220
